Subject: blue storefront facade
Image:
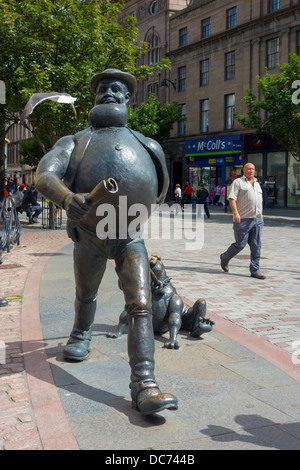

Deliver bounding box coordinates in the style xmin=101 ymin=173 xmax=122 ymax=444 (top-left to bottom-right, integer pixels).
xmin=184 ymin=134 xmax=244 ymax=197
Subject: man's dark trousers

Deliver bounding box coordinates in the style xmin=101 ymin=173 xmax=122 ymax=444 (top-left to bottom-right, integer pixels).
xmin=221 ymin=217 xmax=264 ymax=274
xmin=197 ymin=202 xmax=210 ymax=218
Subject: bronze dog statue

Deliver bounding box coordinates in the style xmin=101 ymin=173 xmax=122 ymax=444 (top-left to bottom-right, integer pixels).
xmin=107 ymin=254 xmax=214 ymax=349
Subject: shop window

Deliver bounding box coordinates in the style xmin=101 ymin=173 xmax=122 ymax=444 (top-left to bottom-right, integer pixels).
xmin=247 ymin=153 xmax=263 ymax=179
xmin=287 ymin=154 xmax=300 ymax=207
xmin=267 ymin=152 xmax=285 ymax=207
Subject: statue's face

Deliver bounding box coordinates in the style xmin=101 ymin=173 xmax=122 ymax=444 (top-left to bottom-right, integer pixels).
xmin=95 ymin=79 xmax=130 ymax=106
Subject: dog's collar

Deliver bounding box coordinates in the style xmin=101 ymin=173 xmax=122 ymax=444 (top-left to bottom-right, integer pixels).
xmin=151 ymin=276 xmax=171 ymax=291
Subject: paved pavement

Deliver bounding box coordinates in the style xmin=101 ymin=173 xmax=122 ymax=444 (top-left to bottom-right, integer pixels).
xmin=1 ymin=205 xmax=300 ymax=451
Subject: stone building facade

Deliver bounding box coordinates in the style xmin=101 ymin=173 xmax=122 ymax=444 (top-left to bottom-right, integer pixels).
xmin=166 ymin=0 xmax=300 ymax=207
xmin=5 ymin=0 xmax=300 ymax=206
xmin=119 ymin=0 xmax=187 ymax=105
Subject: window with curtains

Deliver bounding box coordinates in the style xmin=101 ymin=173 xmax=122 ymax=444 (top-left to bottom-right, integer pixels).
xmin=200 ymin=99 xmax=209 ymax=133
xmin=226 ymin=7 xmax=237 ymax=28
xmin=178 ymin=66 xmax=186 ymax=92
xmin=267 ymin=38 xmax=279 ymax=69
xmin=200 ymin=59 xmax=209 ymax=86
xmin=225 ymin=94 xmax=235 ymax=130
xmin=225 ymin=51 xmax=235 ymax=80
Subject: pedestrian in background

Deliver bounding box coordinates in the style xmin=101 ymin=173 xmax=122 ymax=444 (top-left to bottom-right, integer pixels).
xmin=174 ymin=183 xmax=184 ymax=214
xmin=214 ymin=184 xmax=221 ymax=205
xmin=209 ymin=187 xmax=215 ymax=205
xmin=196 ymin=184 xmax=210 ymax=219
xmin=184 ymin=182 xmax=193 ymax=204
xmin=220 ymin=163 xmax=266 ymax=279
xmin=262 ymin=181 xmax=269 ymax=209
xmin=13 ymin=184 xmax=26 ymax=209
xmin=220 ymin=184 xmax=226 ymax=206
xmin=22 ymin=183 xmax=43 ymax=223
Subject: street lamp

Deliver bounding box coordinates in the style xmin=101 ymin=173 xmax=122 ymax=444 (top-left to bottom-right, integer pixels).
xmin=160 ymin=79 xmax=176 ymax=91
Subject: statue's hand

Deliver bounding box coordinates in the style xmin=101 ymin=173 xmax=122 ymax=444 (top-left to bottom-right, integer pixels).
xmin=64 ymin=193 xmax=91 ymax=222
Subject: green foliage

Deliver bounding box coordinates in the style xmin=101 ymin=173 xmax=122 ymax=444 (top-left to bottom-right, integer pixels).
xmin=235 ymin=53 xmax=300 ymax=162
xmin=127 ymin=93 xmax=183 ymax=151
xmin=19 ymin=135 xmax=51 ymax=167
xmin=0 ymin=0 xmax=171 ymax=151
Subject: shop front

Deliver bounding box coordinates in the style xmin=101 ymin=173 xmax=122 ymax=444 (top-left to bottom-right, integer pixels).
xmin=244 ymin=134 xmax=300 ymax=208
xmin=184 ymin=134 xmax=244 ymax=198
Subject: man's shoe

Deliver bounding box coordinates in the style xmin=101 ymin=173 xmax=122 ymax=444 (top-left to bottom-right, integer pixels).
xmin=251 ymin=273 xmax=266 ymax=280
xmin=220 ymin=255 xmax=229 ymax=273
xmin=0 ymin=299 xmax=8 ymax=307
xmin=63 ymin=325 xmax=93 ymax=361
xmin=130 ymin=379 xmax=178 ymax=415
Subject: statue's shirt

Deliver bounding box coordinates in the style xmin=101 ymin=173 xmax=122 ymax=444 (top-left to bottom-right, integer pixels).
xmin=71 ymin=127 xmax=158 ymax=236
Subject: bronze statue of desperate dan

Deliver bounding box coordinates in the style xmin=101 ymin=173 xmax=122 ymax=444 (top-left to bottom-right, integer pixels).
xmin=35 ymin=69 xmax=177 ymax=415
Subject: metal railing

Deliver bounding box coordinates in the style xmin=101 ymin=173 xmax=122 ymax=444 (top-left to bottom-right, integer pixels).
xmin=41 ymin=198 xmax=63 ymax=229
xmin=0 ymin=196 xmax=22 ymax=254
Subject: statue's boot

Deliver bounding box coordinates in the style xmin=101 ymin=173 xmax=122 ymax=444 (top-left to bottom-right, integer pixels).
xmin=128 ymin=312 xmax=178 ymax=415
xmin=63 ymin=297 xmax=96 ymax=361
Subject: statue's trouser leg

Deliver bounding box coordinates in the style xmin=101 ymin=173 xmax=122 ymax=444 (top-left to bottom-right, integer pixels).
xmin=116 ymin=238 xmax=178 ymax=414
xmin=63 ymin=235 xmax=107 ymax=361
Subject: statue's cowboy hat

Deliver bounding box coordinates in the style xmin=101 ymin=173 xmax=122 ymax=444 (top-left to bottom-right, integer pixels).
xmin=90 ymin=68 xmax=137 ymax=97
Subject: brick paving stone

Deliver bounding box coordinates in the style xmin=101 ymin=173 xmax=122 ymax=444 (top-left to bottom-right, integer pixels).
xmin=0 ymin=206 xmax=299 ymax=449
xmin=0 ymin=221 xmax=68 ymax=451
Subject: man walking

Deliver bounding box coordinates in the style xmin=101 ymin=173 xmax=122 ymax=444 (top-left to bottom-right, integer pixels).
xmin=220 ymin=163 xmax=266 ymax=279
xmin=196 ymin=184 xmax=210 ymax=219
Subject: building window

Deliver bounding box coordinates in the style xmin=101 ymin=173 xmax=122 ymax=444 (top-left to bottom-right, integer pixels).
xmin=201 ymin=18 xmax=210 ymax=38
xmin=225 ymin=51 xmax=235 ymax=80
xmin=297 ymin=31 xmax=300 ymax=56
xmin=227 ymin=7 xmax=237 ymax=28
xmin=200 ymin=99 xmax=209 ymax=133
xmin=267 ymin=38 xmax=279 ymax=69
xmin=269 ymin=0 xmax=280 ymax=12
xmin=147 ymin=33 xmax=160 ymax=65
xmin=178 ymin=66 xmax=186 ymax=92
xmin=225 ymin=93 xmax=235 ymax=130
xmin=179 ymin=27 xmax=187 ymax=46
xmin=150 ymin=1 xmax=158 ymax=15
xmin=200 ymin=59 xmax=209 ymax=86
xmin=147 ymin=83 xmax=159 ymax=98
xmin=178 ymin=104 xmax=186 ymax=136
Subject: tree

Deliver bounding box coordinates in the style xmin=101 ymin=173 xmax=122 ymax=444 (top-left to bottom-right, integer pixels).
xmin=235 ymin=53 xmax=300 ymax=162
xmin=127 ymin=93 xmax=183 ymax=151
xmin=0 ymin=0 xmax=171 ymax=197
